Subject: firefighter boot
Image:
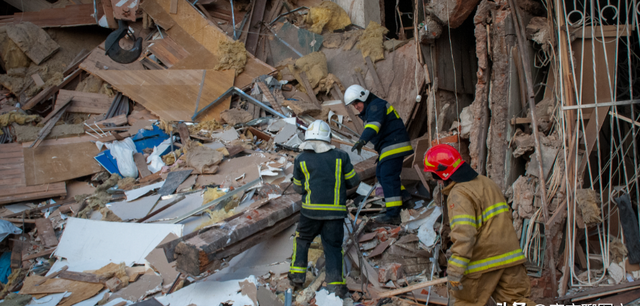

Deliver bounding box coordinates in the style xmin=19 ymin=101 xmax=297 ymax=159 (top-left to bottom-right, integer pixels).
xmin=287 ymin=272 xmax=306 ymax=289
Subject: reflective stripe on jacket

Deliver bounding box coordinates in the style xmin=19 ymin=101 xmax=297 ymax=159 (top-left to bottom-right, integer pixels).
xmin=357 ymin=97 xmax=413 ymax=162
xmin=443 ymin=175 xmax=525 ymax=277
xmin=293 ymin=148 xmax=360 ymax=220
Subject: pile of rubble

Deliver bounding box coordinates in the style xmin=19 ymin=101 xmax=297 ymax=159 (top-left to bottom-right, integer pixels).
xmin=0 ymin=0 xmax=443 ymax=305
xmin=0 ymin=0 xmax=638 ymax=305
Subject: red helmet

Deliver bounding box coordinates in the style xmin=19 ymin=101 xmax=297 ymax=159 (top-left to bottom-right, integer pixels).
xmin=423 ymin=144 xmax=464 ymax=179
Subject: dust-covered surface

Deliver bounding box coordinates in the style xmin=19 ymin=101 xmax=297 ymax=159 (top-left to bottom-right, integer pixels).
xmin=214 ymin=40 xmax=247 ymax=76
xmin=575 ymin=189 xmax=603 ymax=225
xmin=5 ymin=22 xmax=60 ymax=65
xmin=13 ymin=123 xmax=84 ymax=142
xmin=306 ymin=1 xmax=351 ymax=34
xmin=186 ymin=145 xmax=224 ymax=173
xmin=356 ymin=21 xmax=388 ymax=62
xmin=0 ymin=25 xmax=108 ymax=98
xmin=220 ymin=108 xmax=253 ymax=125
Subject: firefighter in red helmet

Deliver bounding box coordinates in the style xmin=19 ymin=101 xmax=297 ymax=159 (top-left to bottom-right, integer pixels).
xmin=424 ymin=144 xmax=536 ymax=306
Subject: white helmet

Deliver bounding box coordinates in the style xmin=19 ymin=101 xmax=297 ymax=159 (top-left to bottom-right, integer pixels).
xmin=305 ymin=120 xmax=332 ymax=143
xmin=344 ymin=84 xmax=370 ymax=106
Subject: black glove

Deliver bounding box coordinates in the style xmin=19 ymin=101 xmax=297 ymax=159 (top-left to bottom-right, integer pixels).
xmin=351 ymin=140 xmax=366 ymax=155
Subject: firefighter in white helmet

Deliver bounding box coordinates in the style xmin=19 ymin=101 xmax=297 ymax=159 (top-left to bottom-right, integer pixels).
xmin=344 ymin=84 xmax=414 ymax=224
xmin=287 ymin=120 xmax=360 ymax=298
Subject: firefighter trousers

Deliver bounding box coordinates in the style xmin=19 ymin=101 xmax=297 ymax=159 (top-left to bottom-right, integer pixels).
xmin=449 ymin=264 xmax=537 ymax=306
xmin=289 ymin=214 xmax=345 ymax=285
xmin=376 ymin=156 xmax=404 ymax=212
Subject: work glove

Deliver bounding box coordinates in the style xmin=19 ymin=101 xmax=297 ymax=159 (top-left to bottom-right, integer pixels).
xmin=448 ymin=274 xmax=463 ymax=291
xmin=351 ymin=140 xmax=367 ymax=155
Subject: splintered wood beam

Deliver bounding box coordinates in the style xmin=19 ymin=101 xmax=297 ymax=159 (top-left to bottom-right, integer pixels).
xmin=365 ymin=56 xmax=386 ymax=98
xmin=31 ymin=103 xmax=70 ymax=148
xmin=299 ymin=71 xmax=321 ymax=108
xmin=332 ymin=83 xmax=363 ymax=134
xmin=34 ymin=218 xmax=58 ymax=247
xmin=173 ymin=194 xmax=300 ymax=275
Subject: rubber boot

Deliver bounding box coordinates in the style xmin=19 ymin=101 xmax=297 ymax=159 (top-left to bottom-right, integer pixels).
xmin=373 ymin=207 xmax=401 ymax=225
xmin=326 ymin=284 xmax=349 ymax=299
xmin=287 ymin=272 xmax=305 ymax=289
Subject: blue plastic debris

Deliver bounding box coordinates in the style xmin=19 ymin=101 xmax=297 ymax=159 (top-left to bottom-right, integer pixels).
xmin=95 ymin=125 xmax=170 ymax=177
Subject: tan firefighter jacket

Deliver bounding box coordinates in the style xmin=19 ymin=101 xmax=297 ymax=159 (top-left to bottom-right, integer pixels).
xmin=442 ymin=175 xmax=525 ymax=278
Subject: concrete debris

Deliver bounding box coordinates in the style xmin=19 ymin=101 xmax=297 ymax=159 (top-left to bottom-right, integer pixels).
xmin=0 ymin=0 xmax=632 ymax=304
xmin=512 ymin=129 xmax=534 ymax=158
xmin=220 ymin=108 xmax=254 ymax=125
xmin=185 ymin=145 xmax=224 ymax=174
xmin=510 ymin=176 xmax=536 ymax=218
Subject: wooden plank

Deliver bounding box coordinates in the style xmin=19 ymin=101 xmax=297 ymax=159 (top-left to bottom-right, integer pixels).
xmin=101 ymin=0 xmax=118 ymax=29
xmin=591 ymin=288 xmax=640 ymax=304
xmin=133 ymin=153 xmax=152 ymax=178
xmin=81 ymin=69 xmax=234 ymax=122
xmin=332 ymin=84 xmax=363 ymax=134
xmin=365 ymin=56 xmax=386 ymax=98
xmin=2 ymin=218 xmax=36 ymax=224
xmin=23 ymin=142 xmax=102 ymax=186
xmin=93 ymin=114 xmax=128 ymax=126
xmin=174 ymin=195 xmax=300 ymax=275
xmin=170 ymin=0 xmax=178 ymax=14
xmin=139 ymin=0 xmax=274 ymax=88
xmin=112 ymin=0 xmax=139 ymax=21
xmin=0 ymin=185 xmax=66 ymax=205
xmin=34 ymin=266 xmax=68 ymax=286
xmin=79 ymin=47 xmax=145 ymax=77
xmin=56 ymin=90 xmax=112 ymax=114
xmin=148 ymin=37 xmax=190 ymax=68
xmin=377 ymin=278 xmax=448 ymax=298
xmin=245 ymin=0 xmax=267 ymax=55
xmin=57 ymin=271 xmax=103 ymax=284
xmin=558 ymin=280 xmax=640 ymax=302
xmin=0 ymin=4 xmax=97 ymax=28
xmin=31 ymin=104 xmax=70 ymax=148
xmin=23 ymin=248 xmax=56 ymax=261
xmin=11 ymin=240 xmax=26 ymax=268
xmin=299 ymin=71 xmax=320 ymax=108
xmin=0 ymin=143 xmax=68 ymax=205
xmin=35 ymin=218 xmax=58 ymax=247
xmin=31 ymin=74 xmax=45 ymax=87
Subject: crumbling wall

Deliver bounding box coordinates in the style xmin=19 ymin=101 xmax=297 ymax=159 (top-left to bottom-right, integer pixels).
xmin=485 ymin=1 xmax=516 ymax=191
xmin=468 ymin=0 xmax=494 ymax=173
